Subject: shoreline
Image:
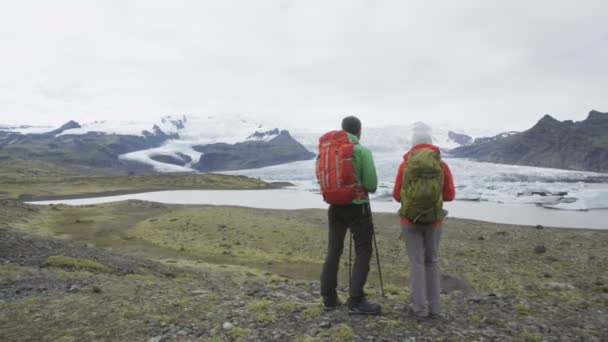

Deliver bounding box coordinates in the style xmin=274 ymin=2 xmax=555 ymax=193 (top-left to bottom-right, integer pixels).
xmin=15 ymin=181 xmax=293 ymax=202
xmin=25 ymin=188 xmax=608 ymax=230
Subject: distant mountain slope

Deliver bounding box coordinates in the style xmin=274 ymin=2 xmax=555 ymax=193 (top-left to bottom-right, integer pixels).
xmin=0 ymin=115 xmax=316 ymax=173
xmin=0 ymin=124 xmax=174 ymax=173
xmin=192 ymin=130 xmax=315 ymax=172
xmin=450 ymin=110 xmax=608 ymax=172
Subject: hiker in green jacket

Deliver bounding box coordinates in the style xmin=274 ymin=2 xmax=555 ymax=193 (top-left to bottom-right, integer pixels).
xmin=319 ymin=116 xmax=381 ymax=315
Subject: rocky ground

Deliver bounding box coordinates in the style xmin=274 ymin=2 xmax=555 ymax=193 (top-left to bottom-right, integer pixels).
xmin=1 ymin=199 xmax=607 ymax=341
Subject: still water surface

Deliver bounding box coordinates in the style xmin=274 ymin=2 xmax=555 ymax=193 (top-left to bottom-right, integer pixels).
xmin=29 ymin=189 xmax=608 ymax=229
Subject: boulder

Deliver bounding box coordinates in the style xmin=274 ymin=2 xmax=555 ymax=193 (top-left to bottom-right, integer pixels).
xmin=441 ymin=273 xmax=476 ymax=295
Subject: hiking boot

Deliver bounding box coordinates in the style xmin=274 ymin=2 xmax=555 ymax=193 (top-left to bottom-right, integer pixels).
xmin=323 ymin=296 xmax=342 ymax=311
xmin=407 ymin=307 xmax=430 ymax=321
xmin=348 ymin=298 xmax=381 ymax=315
xmin=428 ymin=313 xmax=442 ymax=320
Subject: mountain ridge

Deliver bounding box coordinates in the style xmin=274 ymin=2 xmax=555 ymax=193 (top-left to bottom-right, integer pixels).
xmin=450 ymin=110 xmax=608 ymax=172
xmin=0 ymin=115 xmax=316 ymax=173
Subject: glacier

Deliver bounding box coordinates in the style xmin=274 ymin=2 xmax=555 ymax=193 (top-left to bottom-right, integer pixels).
xmin=2 ymin=115 xmax=498 ymax=172
xmin=11 ymin=114 xmax=282 ymax=172
xmin=223 ymin=152 xmax=608 ymax=213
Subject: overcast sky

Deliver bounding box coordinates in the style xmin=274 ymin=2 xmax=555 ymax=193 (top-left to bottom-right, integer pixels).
xmin=1 ymin=0 xmax=607 ymax=131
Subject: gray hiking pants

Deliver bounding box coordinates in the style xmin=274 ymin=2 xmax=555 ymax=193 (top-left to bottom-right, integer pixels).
xmin=402 ymin=223 xmax=442 ymax=316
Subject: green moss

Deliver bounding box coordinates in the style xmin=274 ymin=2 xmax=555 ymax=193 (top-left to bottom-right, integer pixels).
xmin=379 ymin=319 xmax=403 ymax=329
xmin=515 ymin=303 xmax=531 ymax=316
xmin=246 ymin=299 xmax=271 ymax=312
xmin=519 ymin=330 xmax=542 ymax=342
xmin=319 ymin=324 xmax=354 ymax=342
xmin=226 ymin=327 xmax=249 ymax=339
xmin=256 ymin=313 xmax=278 ymax=323
xmin=302 ymin=306 xmax=323 ymax=318
xmin=278 ymin=301 xmax=297 ymax=312
xmin=44 ymin=256 xmax=110 ymax=272
xmin=384 ymin=284 xmax=404 ymax=296
xmin=151 ymin=315 xmax=177 ymax=325
xmin=468 ymin=314 xmax=482 ymax=324
xmin=364 ymin=288 xmax=379 ymax=299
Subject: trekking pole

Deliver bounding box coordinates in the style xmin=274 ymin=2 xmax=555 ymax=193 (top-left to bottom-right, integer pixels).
xmin=372 ymin=227 xmax=385 ymax=297
xmin=348 ymin=231 xmax=353 ymax=282
xmin=368 ymin=203 xmax=385 ymax=297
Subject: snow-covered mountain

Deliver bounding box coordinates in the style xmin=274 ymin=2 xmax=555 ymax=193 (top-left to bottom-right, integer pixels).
xmin=109 ymin=115 xmax=292 ymax=172
xmin=1 ymin=114 xmax=506 ymax=173
xmin=291 ymin=122 xmax=501 ymax=152
xmin=2 ymin=115 xmax=500 ymax=153
xmin=54 ymin=115 xmax=281 ymax=143
xmin=1 ymin=115 xmax=313 ymax=173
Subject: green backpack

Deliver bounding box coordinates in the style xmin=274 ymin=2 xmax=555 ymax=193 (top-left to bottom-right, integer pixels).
xmin=399 ymin=148 xmax=444 ymax=224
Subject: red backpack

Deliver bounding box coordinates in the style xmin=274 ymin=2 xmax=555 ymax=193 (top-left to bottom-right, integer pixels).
xmin=316 ymin=130 xmax=367 ymax=205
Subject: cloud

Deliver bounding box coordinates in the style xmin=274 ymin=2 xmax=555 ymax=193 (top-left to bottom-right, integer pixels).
xmin=0 ymin=0 xmax=606 ymax=130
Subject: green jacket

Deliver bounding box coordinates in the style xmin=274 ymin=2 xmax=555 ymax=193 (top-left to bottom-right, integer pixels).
xmin=347 ymin=132 xmax=378 ymax=204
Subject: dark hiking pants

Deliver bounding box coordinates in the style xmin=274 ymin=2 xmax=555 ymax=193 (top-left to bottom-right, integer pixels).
xmin=320 ymin=203 xmax=374 ymax=302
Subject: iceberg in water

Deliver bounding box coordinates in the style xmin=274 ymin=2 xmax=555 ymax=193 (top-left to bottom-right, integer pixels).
xmin=544 ymin=190 xmax=608 ymax=211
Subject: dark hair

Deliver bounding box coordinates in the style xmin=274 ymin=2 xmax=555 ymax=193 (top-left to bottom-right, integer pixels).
xmin=341 ymin=116 xmax=361 ymax=136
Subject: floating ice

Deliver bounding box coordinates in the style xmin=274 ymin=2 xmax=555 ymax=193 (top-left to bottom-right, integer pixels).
xmin=222 ymin=153 xmax=608 ymax=212
xmin=544 ymin=190 xmax=608 ymax=211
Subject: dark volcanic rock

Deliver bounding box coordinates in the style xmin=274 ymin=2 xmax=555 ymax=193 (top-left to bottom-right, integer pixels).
xmin=450 ymin=110 xmax=608 ymax=172
xmin=141 ymin=125 xmax=179 ymax=146
xmin=471 ymin=131 xmax=519 ymax=145
xmin=247 ymin=128 xmax=280 ymax=140
xmin=176 ymin=153 xmax=192 ymax=163
xmin=448 ymin=131 xmax=473 ymax=146
xmin=192 ymin=130 xmax=315 ymax=172
xmin=42 ymin=120 xmax=81 ymax=136
xmin=160 ymin=115 xmax=186 ymax=130
xmin=150 ymin=154 xmax=189 ymax=167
